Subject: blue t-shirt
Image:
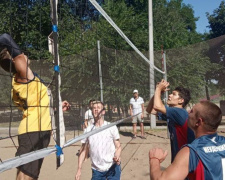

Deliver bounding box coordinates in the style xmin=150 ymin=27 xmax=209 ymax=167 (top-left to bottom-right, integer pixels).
xmin=158 ymin=106 xmax=195 ymax=162
xmin=186 ymin=133 xmax=225 ymax=180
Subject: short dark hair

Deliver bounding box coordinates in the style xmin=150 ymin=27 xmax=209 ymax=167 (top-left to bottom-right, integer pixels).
xmin=197 ymin=101 xmax=222 ymax=131
xmin=92 ymin=100 xmax=105 ymax=110
xmin=89 ymin=99 xmax=95 ymax=104
xmin=174 ymin=86 xmax=191 ymax=108
xmin=0 ymin=48 xmax=17 ymax=73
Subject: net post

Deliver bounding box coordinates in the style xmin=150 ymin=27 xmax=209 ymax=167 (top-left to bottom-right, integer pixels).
xmin=163 ymin=51 xmax=169 ymax=137
xmin=149 ymin=0 xmax=156 ymax=129
xmin=97 ymin=40 xmax=104 ymax=102
xmin=51 ymin=0 xmax=61 ymax=168
xmin=163 ymin=52 xmax=168 ymax=102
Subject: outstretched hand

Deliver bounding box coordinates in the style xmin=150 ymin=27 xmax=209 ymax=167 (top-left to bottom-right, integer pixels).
xmin=156 ymin=79 xmax=170 ymax=92
xmin=62 ymin=100 xmax=71 ymax=112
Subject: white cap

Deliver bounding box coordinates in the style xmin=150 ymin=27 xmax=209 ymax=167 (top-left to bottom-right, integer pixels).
xmin=133 ymin=89 xmax=138 ymax=93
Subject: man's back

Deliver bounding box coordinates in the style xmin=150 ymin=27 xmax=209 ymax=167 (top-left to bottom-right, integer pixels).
xmin=12 ymin=74 xmax=51 ymax=134
xmin=187 ymin=133 xmax=225 ymax=180
xmin=159 ymin=106 xmax=195 ymax=161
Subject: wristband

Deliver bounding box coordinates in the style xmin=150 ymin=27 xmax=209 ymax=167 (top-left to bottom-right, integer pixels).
xmin=150 ymin=157 xmax=160 ymax=162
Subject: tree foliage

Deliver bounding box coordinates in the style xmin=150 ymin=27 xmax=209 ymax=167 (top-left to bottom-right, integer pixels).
xmin=207 ymin=1 xmax=225 ymax=39
xmin=205 ymin=1 xmax=225 ymax=96
xmin=0 ymin=0 xmax=223 ymax=107
xmin=166 ymin=42 xmax=222 ymax=102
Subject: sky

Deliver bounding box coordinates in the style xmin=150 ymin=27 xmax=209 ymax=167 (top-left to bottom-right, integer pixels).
xmin=182 ymin=0 xmax=223 ymax=33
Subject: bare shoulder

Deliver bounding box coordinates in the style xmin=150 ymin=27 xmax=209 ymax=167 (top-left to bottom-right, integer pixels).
xmin=173 ymin=146 xmax=190 ymax=165
xmin=162 ymin=147 xmax=190 ymax=180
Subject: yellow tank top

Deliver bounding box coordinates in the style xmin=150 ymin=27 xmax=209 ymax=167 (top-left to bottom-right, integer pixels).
xmin=12 ymin=75 xmax=51 ymax=135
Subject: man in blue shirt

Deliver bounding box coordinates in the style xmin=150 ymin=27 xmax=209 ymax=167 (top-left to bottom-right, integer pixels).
xmin=146 ymin=79 xmax=195 ymax=162
xmin=149 ymin=101 xmax=224 ymax=180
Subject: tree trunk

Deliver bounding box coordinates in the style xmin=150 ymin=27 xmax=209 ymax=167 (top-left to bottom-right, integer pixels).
xmin=205 ymin=77 xmax=210 ymax=100
xmin=107 ymin=103 xmax=112 ymax=120
xmin=117 ymin=103 xmax=121 ymax=117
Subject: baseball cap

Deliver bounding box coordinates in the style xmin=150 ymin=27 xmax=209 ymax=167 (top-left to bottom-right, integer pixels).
xmin=133 ymin=89 xmax=138 ymax=93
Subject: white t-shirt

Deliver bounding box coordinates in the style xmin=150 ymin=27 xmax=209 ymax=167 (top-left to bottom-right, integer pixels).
xmin=130 ymin=97 xmax=144 ymax=115
xmin=81 ymin=121 xmax=120 ymax=171
xmin=84 ymin=109 xmax=94 ymax=126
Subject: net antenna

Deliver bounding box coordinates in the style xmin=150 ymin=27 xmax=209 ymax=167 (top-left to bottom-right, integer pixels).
xmin=49 ymin=0 xmax=65 ymax=168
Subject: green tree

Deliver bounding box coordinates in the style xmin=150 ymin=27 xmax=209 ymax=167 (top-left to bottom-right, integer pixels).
xmin=0 ymin=0 xmax=51 ymax=59
xmin=0 ymin=0 xmax=52 ymax=105
xmin=0 ymin=0 xmax=221 ymax=109
xmin=153 ymin=0 xmax=202 ymax=50
xmin=207 ymin=1 xmax=225 ymax=39
xmin=205 ymin=1 xmax=225 ymax=97
xmin=166 ymin=42 xmax=222 ymax=103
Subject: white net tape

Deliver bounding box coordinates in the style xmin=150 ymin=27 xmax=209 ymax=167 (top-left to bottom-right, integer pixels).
xmin=0 ymin=113 xmax=139 ymax=173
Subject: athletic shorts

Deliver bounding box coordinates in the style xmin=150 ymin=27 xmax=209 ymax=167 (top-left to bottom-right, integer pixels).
xmin=132 ymin=114 xmax=144 ymax=123
xmin=16 ymin=131 xmax=51 ymax=179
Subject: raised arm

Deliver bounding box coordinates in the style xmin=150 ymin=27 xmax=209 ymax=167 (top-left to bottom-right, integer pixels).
xmin=149 ymin=147 xmax=189 ymax=180
xmin=0 ymin=33 xmax=33 ymax=82
xmin=62 ymin=100 xmax=71 ymax=112
xmin=13 ymin=54 xmax=34 ymax=82
xmin=153 ymin=80 xmax=169 ymax=114
xmin=146 ymin=95 xmax=157 ymax=115
xmin=0 ymin=33 xmax=21 ymax=58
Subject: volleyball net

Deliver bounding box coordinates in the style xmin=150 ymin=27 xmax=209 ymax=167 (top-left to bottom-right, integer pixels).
xmin=0 ymin=0 xmax=224 ymax=175
xmin=0 ymin=0 xmax=165 ymax=173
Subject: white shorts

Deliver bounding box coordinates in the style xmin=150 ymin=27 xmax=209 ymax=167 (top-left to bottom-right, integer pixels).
xmin=132 ymin=114 xmax=144 ymax=124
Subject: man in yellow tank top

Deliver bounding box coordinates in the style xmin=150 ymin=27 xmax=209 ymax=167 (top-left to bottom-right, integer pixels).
xmin=0 ymin=33 xmax=70 ymax=180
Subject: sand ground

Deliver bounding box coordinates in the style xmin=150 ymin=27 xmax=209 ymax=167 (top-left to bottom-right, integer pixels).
xmin=1 ymin=127 xmax=225 ymax=180
xmin=0 ymin=128 xmax=171 ymax=180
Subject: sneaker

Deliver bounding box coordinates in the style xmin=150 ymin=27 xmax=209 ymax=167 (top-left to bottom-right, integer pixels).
xmin=132 ymin=135 xmax=137 ymax=139
xmin=140 ymin=136 xmax=146 ymax=139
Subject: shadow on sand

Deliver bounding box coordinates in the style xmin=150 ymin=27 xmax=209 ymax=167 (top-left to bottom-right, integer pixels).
xmin=119 ymin=131 xmax=133 ymax=137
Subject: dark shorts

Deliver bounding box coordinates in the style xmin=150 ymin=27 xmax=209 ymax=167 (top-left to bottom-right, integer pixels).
xmin=16 ymin=131 xmax=51 ymax=179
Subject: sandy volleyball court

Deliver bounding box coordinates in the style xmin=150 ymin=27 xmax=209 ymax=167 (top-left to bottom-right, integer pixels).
xmin=1 ymin=127 xmax=225 ymax=180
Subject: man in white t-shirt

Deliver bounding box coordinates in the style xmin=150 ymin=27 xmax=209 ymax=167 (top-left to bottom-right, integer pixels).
xmin=75 ymin=101 xmax=121 ymax=180
xmin=84 ymin=99 xmax=95 ymax=128
xmin=129 ymin=89 xmax=145 ymax=139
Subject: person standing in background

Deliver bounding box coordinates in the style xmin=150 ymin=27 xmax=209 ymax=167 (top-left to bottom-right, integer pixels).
xmin=84 ymin=99 xmax=95 ymax=128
